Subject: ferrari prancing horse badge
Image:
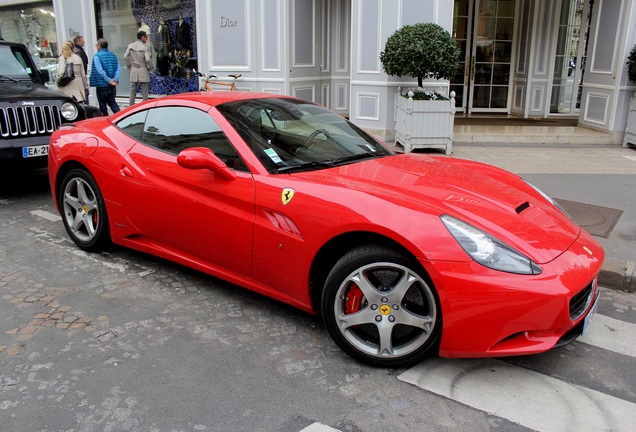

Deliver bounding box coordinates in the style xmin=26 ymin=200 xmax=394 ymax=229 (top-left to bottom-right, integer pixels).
xmin=282 ymin=188 xmax=295 ymax=205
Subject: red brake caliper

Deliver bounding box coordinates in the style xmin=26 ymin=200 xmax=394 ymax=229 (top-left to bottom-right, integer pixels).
xmin=344 ymin=284 xmax=363 ymax=314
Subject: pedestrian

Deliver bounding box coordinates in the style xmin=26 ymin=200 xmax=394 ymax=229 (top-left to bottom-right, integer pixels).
xmin=56 ymin=40 xmax=87 ymax=103
xmin=124 ymin=30 xmax=152 ymax=106
xmin=72 ymin=34 xmax=89 ymax=103
xmin=89 ymin=38 xmax=121 ymax=116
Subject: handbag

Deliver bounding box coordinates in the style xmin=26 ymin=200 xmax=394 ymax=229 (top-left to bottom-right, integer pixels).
xmin=57 ymin=58 xmax=75 ymax=87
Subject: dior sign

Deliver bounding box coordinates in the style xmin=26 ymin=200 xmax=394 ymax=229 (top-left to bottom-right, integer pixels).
xmin=220 ymin=17 xmax=237 ymax=27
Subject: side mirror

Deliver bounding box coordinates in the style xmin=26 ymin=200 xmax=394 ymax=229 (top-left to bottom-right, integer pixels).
xmin=177 ymin=147 xmax=237 ymax=181
xmin=39 ymin=69 xmax=50 ymax=83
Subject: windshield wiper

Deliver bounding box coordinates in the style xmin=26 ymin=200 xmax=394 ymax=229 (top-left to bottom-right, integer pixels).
xmin=0 ymin=75 xmax=20 ymax=83
xmin=277 ymin=160 xmax=338 ymax=174
xmin=276 ymin=152 xmax=382 ymax=174
xmin=326 ymin=152 xmax=382 ymax=165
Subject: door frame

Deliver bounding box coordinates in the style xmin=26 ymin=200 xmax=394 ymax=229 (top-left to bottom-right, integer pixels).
xmin=453 ymin=0 xmax=517 ymax=114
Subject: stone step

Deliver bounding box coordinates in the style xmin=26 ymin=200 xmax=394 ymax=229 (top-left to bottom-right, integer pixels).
xmin=453 ymin=125 xmax=613 ymax=145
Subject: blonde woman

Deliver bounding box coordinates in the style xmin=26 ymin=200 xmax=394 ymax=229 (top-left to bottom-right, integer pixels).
xmin=57 ymin=40 xmax=87 ymax=103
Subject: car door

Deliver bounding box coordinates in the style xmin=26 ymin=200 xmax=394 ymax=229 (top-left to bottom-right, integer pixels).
xmin=117 ymin=105 xmax=255 ymax=276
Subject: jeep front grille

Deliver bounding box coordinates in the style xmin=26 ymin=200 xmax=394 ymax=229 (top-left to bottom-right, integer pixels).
xmin=0 ymin=105 xmax=62 ymax=138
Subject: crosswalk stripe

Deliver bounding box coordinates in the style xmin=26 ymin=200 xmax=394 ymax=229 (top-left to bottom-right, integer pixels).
xmin=299 ymin=423 xmax=341 ymax=432
xmin=30 ymin=209 xmax=62 ymax=222
xmin=579 ymin=314 xmax=636 ymax=357
xmin=398 ymin=357 xmax=635 ymax=432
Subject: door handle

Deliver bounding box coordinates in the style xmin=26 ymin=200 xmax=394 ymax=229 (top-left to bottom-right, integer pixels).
xmin=119 ymin=166 xmax=133 ymax=177
xmin=465 ymin=57 xmax=470 ymax=86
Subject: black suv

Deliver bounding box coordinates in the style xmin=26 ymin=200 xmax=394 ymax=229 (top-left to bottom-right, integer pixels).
xmin=0 ymin=40 xmax=101 ymax=169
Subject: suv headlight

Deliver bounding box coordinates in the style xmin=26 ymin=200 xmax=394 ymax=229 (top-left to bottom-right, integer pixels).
xmin=61 ymin=102 xmax=78 ymax=121
xmin=441 ymin=215 xmax=542 ymax=275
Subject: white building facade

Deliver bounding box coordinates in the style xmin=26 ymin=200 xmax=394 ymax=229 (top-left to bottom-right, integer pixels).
xmin=1 ymin=0 xmax=634 ymax=144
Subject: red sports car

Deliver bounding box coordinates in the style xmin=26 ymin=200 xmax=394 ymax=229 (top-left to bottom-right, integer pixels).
xmin=48 ymin=92 xmax=603 ymax=367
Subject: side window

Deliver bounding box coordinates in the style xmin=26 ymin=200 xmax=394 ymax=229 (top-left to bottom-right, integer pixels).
xmin=116 ymin=110 xmax=148 ymax=141
xmin=141 ymin=106 xmax=248 ymax=172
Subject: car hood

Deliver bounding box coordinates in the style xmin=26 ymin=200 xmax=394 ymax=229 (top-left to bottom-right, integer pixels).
xmin=0 ymin=81 xmax=69 ymax=101
xmin=292 ymin=153 xmax=579 ymax=264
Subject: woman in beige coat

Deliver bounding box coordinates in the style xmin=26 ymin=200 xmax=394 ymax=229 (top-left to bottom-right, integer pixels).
xmin=57 ymin=40 xmax=87 ymax=103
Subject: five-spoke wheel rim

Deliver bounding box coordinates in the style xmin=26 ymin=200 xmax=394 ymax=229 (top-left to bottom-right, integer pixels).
xmin=333 ymin=262 xmax=437 ymax=359
xmin=62 ymin=177 xmax=100 ymax=242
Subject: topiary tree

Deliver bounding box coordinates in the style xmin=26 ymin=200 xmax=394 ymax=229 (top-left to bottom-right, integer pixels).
xmin=380 ymin=22 xmax=461 ymax=90
xmin=627 ymin=45 xmax=636 ymax=83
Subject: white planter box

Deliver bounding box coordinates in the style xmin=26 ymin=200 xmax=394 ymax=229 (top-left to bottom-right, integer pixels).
xmin=623 ymin=95 xmax=636 ymax=147
xmin=394 ymin=92 xmax=456 ymax=154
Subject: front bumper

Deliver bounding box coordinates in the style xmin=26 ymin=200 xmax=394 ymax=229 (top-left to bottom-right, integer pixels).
xmin=0 ymin=135 xmax=50 ymax=167
xmin=421 ymin=229 xmax=604 ymax=358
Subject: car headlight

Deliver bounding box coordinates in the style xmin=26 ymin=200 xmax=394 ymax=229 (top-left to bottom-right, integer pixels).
xmin=61 ymin=102 xmax=79 ymax=121
xmin=441 ymin=215 xmax=542 ymax=275
xmin=526 ymin=182 xmax=572 ymax=219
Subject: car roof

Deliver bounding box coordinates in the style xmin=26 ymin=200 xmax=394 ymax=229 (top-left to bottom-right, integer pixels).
xmin=160 ymin=91 xmax=292 ymax=106
xmin=108 ymin=91 xmax=296 ymax=122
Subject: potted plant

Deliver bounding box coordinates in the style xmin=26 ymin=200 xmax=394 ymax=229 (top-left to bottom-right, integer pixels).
xmin=623 ymin=45 xmax=636 ymax=147
xmin=380 ymin=23 xmax=461 ymax=154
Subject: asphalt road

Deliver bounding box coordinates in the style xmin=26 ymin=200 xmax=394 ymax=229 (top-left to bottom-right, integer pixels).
xmin=1 ymin=168 xmax=635 ymax=432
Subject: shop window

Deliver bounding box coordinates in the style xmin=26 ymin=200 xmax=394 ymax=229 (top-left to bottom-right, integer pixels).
xmin=93 ymin=0 xmax=198 ymax=99
xmin=0 ymin=3 xmax=58 ymax=80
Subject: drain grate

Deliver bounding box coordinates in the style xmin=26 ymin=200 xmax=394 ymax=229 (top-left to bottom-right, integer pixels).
xmin=555 ymin=199 xmax=623 ymax=238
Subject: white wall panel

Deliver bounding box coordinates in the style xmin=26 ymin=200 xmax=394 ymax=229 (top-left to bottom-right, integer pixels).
xmin=261 ymin=0 xmax=281 ymax=71
xmin=208 ymin=0 xmax=250 ymax=70
xmin=357 ymin=0 xmax=380 ymax=72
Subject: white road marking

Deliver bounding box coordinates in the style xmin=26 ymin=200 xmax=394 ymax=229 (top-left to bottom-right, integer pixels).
xmin=399 ymin=357 xmax=635 ymax=432
xmin=579 ymin=313 xmax=636 ymax=357
xmin=30 ymin=209 xmax=62 ymax=222
xmin=28 ymin=227 xmax=155 ymax=277
xmin=623 ymin=154 xmax=636 ymax=162
xmin=299 ymin=423 xmax=341 ymax=432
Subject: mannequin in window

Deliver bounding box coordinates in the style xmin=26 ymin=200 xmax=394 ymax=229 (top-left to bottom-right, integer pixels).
xmin=175 ymin=16 xmax=190 ymax=51
xmin=139 ymin=19 xmax=152 ymax=60
xmin=155 ymin=17 xmax=170 ymax=74
xmin=156 ymin=18 xmax=170 ymax=55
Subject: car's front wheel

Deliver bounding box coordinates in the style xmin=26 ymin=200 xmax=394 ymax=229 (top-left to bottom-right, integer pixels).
xmin=59 ymin=168 xmax=110 ymax=251
xmin=322 ymin=245 xmax=441 ymax=367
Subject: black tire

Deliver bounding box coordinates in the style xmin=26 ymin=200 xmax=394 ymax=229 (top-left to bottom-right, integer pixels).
xmin=59 ymin=168 xmax=110 ymax=251
xmin=322 ymin=244 xmax=441 ymax=367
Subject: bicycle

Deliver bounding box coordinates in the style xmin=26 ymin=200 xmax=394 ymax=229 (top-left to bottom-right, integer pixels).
xmin=193 ymin=69 xmax=241 ymax=91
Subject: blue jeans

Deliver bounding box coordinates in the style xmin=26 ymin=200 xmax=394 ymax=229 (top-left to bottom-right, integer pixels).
xmin=96 ymin=85 xmax=121 ymax=116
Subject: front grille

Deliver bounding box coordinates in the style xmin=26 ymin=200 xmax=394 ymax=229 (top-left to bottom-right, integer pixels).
xmin=569 ymin=279 xmax=595 ymax=320
xmin=0 ymin=105 xmax=62 ymax=138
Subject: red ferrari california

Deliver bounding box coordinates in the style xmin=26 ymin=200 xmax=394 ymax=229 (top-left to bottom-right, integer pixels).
xmin=48 ymin=92 xmax=603 ymax=367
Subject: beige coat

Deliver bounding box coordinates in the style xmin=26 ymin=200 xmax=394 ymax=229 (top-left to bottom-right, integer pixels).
xmin=56 ymin=53 xmax=87 ymax=102
xmin=124 ymin=40 xmax=152 ymax=83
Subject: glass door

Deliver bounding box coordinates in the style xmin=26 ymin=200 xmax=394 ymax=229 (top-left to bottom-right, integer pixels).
xmin=550 ymin=0 xmax=592 ymax=114
xmin=452 ymin=0 xmax=516 ymax=113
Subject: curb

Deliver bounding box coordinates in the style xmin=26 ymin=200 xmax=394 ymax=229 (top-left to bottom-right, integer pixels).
xmin=599 ymin=257 xmax=636 ymax=292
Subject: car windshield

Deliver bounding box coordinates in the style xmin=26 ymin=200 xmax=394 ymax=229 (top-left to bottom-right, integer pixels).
xmin=216 ymin=98 xmax=393 ymax=174
xmin=0 ymin=45 xmax=35 ymax=81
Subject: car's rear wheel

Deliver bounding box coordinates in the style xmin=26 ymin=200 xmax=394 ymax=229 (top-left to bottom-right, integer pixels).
xmin=59 ymin=168 xmax=110 ymax=251
xmin=322 ymin=244 xmax=441 ymax=367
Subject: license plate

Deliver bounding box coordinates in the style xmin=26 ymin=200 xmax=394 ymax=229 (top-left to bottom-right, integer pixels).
xmin=22 ymin=145 xmax=49 ymax=158
xmin=581 ymin=292 xmax=600 ymax=336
